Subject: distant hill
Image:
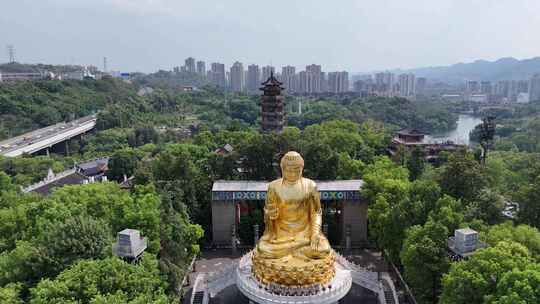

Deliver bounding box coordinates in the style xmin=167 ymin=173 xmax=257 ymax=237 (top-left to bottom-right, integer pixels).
xmin=399 ymin=57 xmax=540 ymax=83
xmin=356 ymin=57 xmax=540 ymax=84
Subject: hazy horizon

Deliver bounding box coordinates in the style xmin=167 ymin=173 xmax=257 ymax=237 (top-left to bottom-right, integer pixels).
xmin=2 ymin=0 xmax=540 ymax=73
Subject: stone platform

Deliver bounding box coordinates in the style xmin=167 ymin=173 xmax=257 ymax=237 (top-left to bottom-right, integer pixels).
xmin=236 ymin=251 xmax=352 ymax=304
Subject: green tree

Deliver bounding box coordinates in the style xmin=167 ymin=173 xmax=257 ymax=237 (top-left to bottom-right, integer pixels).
xmin=336 ymin=152 xmax=364 ymax=179
xmin=157 ymin=182 xmax=204 ymax=294
xmin=44 ymin=183 xmax=161 ymax=253
xmin=484 ymin=222 xmax=540 ymax=261
xmin=407 ymin=146 xmax=426 ymax=181
xmin=429 ymin=195 xmax=463 ymax=234
xmin=465 ymin=189 xmax=504 ymax=225
xmin=401 ymin=220 xmax=450 ymax=304
xmin=364 ymin=157 xmax=411 ymax=262
xmin=29 ymin=255 xmax=169 ymax=304
xmin=488 ymin=267 xmax=540 ymax=304
xmin=33 ymin=215 xmax=112 ymax=278
xmin=237 ymin=133 xmax=279 ymax=180
xmin=439 ymin=151 xmax=487 ymax=203
xmin=107 ymin=148 xmax=143 ymax=181
xmin=440 ymin=241 xmax=532 ymax=304
xmin=516 ymin=175 xmax=540 ymax=229
xmin=0 ymin=283 xmax=23 ymax=304
xmin=131 ymin=125 xmax=159 ymax=147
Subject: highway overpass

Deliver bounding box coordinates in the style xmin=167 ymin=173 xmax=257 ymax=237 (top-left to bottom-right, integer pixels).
xmin=0 ymin=115 xmax=97 ymax=157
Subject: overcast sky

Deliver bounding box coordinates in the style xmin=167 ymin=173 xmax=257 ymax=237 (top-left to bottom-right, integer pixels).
xmin=1 ymin=0 xmax=539 ymax=73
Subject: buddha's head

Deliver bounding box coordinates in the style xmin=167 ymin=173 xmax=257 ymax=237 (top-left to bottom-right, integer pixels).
xmin=280 ymin=151 xmax=304 ymax=182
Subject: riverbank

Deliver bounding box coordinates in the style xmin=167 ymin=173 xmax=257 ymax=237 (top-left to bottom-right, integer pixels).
xmin=428 ymin=115 xmax=482 ymax=146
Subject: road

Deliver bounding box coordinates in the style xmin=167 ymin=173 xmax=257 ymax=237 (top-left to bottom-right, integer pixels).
xmin=0 ymin=115 xmax=97 ymax=157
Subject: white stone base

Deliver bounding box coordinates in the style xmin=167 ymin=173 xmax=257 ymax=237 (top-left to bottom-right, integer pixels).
xmin=236 ymin=252 xmax=352 ymax=304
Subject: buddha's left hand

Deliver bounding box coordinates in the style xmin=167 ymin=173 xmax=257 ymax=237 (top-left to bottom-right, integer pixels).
xmin=310 ymin=233 xmax=324 ymax=251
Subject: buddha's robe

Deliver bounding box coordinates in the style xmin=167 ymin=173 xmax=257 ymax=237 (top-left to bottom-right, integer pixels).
xmin=256 ymin=177 xmax=330 ymax=259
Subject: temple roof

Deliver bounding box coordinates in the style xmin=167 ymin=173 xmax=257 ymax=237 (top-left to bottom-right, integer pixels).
xmin=212 ymin=179 xmax=363 ymax=192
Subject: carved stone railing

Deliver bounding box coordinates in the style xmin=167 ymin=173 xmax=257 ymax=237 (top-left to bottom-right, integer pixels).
xmin=335 ymin=252 xmax=389 ymax=302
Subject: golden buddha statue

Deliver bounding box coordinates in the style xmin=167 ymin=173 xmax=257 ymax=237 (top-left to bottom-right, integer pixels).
xmin=252 ymin=151 xmax=335 ymax=286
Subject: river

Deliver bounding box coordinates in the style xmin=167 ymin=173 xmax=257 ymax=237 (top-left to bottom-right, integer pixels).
xmin=428 ymin=114 xmax=483 ymax=146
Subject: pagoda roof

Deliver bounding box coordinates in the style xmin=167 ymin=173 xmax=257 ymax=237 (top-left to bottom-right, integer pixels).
xmin=260 ymin=71 xmax=283 ymax=87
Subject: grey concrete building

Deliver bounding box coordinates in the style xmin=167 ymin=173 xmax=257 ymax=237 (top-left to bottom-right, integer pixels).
xmin=306 ymin=64 xmax=323 ymax=93
xmin=328 ymin=71 xmax=349 ymax=93
xmin=530 ymin=74 xmax=540 ymax=102
xmin=185 ymin=57 xmax=196 ymax=73
xmin=230 ymin=61 xmax=245 ymax=92
xmin=416 ymin=77 xmax=427 ymax=95
xmin=211 ymin=62 xmax=227 ymax=88
xmin=246 ymin=64 xmax=260 ymax=92
xmin=281 ymin=65 xmax=296 ymax=92
xmin=197 ymin=61 xmax=206 ymax=76
xmin=398 ymin=73 xmax=416 ymax=98
xmin=374 ymin=72 xmax=395 ymax=96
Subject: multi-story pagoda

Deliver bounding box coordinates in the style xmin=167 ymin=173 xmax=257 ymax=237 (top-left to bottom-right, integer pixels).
xmin=260 ymin=72 xmax=284 ymax=133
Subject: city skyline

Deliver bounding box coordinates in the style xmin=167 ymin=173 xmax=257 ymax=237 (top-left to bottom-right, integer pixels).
xmin=2 ymin=1 xmax=540 ymax=73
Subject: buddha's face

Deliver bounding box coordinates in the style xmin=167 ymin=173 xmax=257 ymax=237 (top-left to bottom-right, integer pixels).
xmin=283 ymin=164 xmax=303 ymax=182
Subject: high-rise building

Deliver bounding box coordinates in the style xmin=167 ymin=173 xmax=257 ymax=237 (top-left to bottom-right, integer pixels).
xmin=320 ymin=72 xmax=328 ymax=93
xmin=529 ymin=74 xmax=540 ymax=102
xmin=230 ymin=61 xmax=245 ymax=92
xmin=495 ymin=81 xmax=509 ymax=97
xmin=196 ymin=61 xmax=206 ymax=76
xmin=185 ymin=57 xmax=196 ymax=73
xmin=210 ymin=63 xmax=226 ymax=88
xmin=262 ymin=66 xmax=275 ymax=82
xmin=281 ymin=66 xmax=296 ymax=92
xmin=466 ymin=81 xmax=479 ymax=94
xmin=328 ymin=71 xmax=349 ymax=93
xmin=518 ymin=80 xmax=529 ymax=93
xmin=480 ymin=81 xmax=492 ymax=95
xmin=260 ymin=73 xmax=284 ymax=133
xmin=375 ymin=72 xmax=395 ymax=96
xmin=398 ymin=73 xmax=416 ymax=98
xmin=508 ymin=80 xmax=519 ymax=102
xmin=416 ymin=77 xmax=427 ymax=95
xmin=297 ymin=71 xmax=308 ymax=93
xmin=247 ymin=64 xmax=260 ymax=92
xmin=306 ymin=64 xmax=322 ymax=93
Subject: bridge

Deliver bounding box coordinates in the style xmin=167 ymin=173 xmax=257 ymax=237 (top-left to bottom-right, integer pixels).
xmin=0 ymin=115 xmax=97 ymax=157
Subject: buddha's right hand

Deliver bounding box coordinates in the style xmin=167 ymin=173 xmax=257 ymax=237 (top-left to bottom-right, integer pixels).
xmin=265 ymin=205 xmax=278 ymax=220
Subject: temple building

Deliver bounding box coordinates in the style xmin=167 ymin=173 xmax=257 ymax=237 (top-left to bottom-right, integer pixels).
xmin=388 ymin=128 xmax=466 ymax=163
xmin=260 ymin=72 xmax=285 ymax=133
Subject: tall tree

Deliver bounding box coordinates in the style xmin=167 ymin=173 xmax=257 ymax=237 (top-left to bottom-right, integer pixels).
xmin=407 ymin=146 xmax=426 ymax=181
xmin=516 ymin=175 xmax=540 ymax=229
xmin=440 ymin=241 xmax=532 ymax=304
xmin=29 ymin=255 xmax=169 ymax=304
xmin=439 ymin=151 xmax=487 ymax=203
xmin=401 ymin=220 xmax=450 ymax=304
